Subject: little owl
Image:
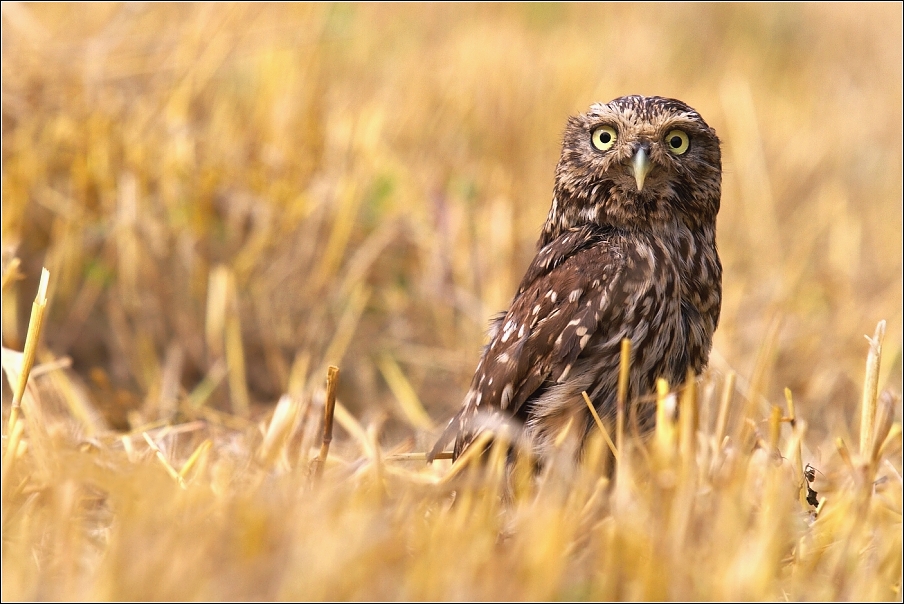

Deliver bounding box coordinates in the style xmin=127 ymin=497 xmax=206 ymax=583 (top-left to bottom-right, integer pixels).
xmin=429 ymin=95 xmax=722 ymax=462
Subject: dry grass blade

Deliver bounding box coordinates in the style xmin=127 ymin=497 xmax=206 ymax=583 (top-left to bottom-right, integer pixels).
xmin=7 ymin=268 xmax=49 ymax=432
xmin=142 ymin=432 xmax=186 ymax=489
xmin=387 ymin=451 xmax=452 ymax=461
xmin=654 ymin=378 xmax=677 ymax=460
xmin=179 ymin=439 xmax=212 ymax=481
xmin=1 ymin=419 xmax=26 ymax=505
xmin=616 ymin=338 xmax=631 ymax=463
xmin=440 ymin=430 xmax=495 ymax=483
xmin=377 ymin=353 xmax=434 ymax=431
xmin=784 ymin=388 xmax=808 ymax=509
xmin=714 ymin=371 xmax=735 ymax=448
xmin=258 ymin=395 xmax=300 ymax=467
xmin=313 ymin=365 xmax=340 ymax=478
xmin=860 ymin=320 xmax=886 ymax=459
xmin=679 ymin=370 xmax=697 ymax=454
xmin=583 ymin=390 xmax=618 ymax=461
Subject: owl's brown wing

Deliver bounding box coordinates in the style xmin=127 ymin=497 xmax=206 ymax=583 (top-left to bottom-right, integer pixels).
xmin=428 ymin=224 xmax=629 ymax=461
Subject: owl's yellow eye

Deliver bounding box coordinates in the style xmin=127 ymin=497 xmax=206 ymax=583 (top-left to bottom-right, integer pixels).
xmin=591 ymin=125 xmax=617 ymax=151
xmin=665 ymin=130 xmax=690 ymax=155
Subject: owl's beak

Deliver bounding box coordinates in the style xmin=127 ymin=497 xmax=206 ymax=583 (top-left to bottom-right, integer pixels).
xmin=632 ymin=148 xmax=652 ymax=192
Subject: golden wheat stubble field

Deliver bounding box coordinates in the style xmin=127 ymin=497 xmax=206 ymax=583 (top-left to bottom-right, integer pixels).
xmin=1 ymin=3 xmax=902 ymax=601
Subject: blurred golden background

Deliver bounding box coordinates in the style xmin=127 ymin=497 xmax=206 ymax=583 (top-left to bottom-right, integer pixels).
xmin=2 ymin=3 xmax=902 ymax=443
xmin=2 ymin=5 xmax=903 ymax=601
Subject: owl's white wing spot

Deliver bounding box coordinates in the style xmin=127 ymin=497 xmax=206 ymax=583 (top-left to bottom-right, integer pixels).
xmin=500 ymin=383 xmax=514 ymax=409
xmin=500 ymin=319 xmax=520 ymax=343
xmin=558 ymin=363 xmax=573 ymax=382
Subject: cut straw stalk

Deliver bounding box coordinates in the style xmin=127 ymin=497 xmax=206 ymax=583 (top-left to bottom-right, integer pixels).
xmin=859 ymin=320 xmax=885 ymax=459
xmin=654 ymin=378 xmax=676 ymax=458
xmin=314 ymin=365 xmax=340 ymax=478
xmin=679 ymin=369 xmax=697 ymax=469
xmin=616 ymin=338 xmax=630 ymax=459
xmin=714 ymin=371 xmax=735 ymax=448
xmin=7 ymin=268 xmax=50 ymax=433
xmin=258 ymin=394 xmax=300 ymax=467
xmin=205 ymin=266 xmax=250 ymax=417
xmin=784 ymin=388 xmax=808 ymax=510
xmin=387 ymin=451 xmax=453 ymax=461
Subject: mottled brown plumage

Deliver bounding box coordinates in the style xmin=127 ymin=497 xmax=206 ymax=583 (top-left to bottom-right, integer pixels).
xmin=429 ymin=95 xmax=722 ymax=462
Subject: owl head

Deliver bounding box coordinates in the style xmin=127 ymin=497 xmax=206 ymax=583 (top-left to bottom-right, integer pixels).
xmin=543 ymin=95 xmax=721 ymax=243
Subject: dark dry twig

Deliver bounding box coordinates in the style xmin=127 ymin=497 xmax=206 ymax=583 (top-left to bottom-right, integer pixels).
xmin=314 ymin=365 xmax=340 ymax=479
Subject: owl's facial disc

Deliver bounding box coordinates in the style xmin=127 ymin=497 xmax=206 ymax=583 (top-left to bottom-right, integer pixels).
xmin=631 ymin=148 xmax=652 ymax=192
